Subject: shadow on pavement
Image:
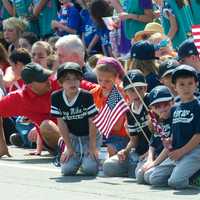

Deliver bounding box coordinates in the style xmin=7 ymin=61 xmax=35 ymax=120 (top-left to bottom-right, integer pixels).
xmin=50 ymin=175 xmax=96 ymax=183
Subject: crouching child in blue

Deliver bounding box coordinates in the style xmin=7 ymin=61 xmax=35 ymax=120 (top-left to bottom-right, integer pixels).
xmin=135 ymin=85 xmax=173 ymax=184
xmin=149 ymin=65 xmax=200 ymax=189
xmin=51 ymin=62 xmax=101 ymax=176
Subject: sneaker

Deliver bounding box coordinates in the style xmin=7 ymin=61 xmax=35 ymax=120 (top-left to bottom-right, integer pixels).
xmin=9 ymin=133 xmax=23 ymax=147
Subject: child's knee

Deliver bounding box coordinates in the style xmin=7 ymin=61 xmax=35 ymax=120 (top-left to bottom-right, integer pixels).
xmin=168 ymin=177 xmax=188 ymax=189
xmin=82 ymin=159 xmax=98 ymax=176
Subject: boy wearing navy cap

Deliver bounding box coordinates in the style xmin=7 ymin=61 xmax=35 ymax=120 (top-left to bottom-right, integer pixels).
xmin=51 ymin=62 xmax=101 ymax=176
xmin=135 ymin=85 xmax=173 ymax=184
xmin=149 ymin=65 xmax=200 ymax=189
xmin=103 ymin=69 xmax=152 ymax=178
xmin=158 ymin=58 xmax=179 ymax=96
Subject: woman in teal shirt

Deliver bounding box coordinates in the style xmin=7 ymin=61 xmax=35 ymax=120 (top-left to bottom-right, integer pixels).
xmin=156 ymin=0 xmax=193 ymax=49
xmin=189 ymin=0 xmax=200 ymax=25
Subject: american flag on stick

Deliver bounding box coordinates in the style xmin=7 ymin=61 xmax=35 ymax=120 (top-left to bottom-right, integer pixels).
xmin=192 ymin=25 xmax=200 ymax=57
xmin=93 ymin=85 xmax=129 ymax=138
xmin=149 ymin=111 xmax=172 ymax=150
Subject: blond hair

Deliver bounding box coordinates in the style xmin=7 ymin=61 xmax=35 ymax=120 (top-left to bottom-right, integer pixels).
xmin=32 ymin=41 xmax=53 ymax=56
xmin=3 ymin=17 xmax=28 ymax=35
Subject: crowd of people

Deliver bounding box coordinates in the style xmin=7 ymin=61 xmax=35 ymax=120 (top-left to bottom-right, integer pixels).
xmin=0 ymin=0 xmax=200 ymax=190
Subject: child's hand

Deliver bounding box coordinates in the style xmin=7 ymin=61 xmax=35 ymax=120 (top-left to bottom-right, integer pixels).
xmin=168 ymin=149 xmax=184 ymax=161
xmin=117 ymin=149 xmax=127 ymax=162
xmin=51 ymin=20 xmax=60 ymax=29
xmin=142 ymin=161 xmax=155 ymax=172
xmin=60 ymin=148 xmax=75 ymax=163
xmin=89 ymin=147 xmax=99 ymax=160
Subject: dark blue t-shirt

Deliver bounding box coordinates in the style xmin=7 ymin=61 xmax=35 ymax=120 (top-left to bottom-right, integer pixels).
xmin=56 ymin=5 xmax=81 ymax=36
xmin=96 ymin=26 xmax=111 ymax=56
xmin=150 ymin=117 xmax=172 ymax=156
xmin=127 ymin=95 xmax=151 ymax=155
xmin=171 ymin=99 xmax=200 ymax=149
xmin=80 ymin=9 xmax=101 ymax=49
xmin=145 ymin=72 xmax=160 ymax=92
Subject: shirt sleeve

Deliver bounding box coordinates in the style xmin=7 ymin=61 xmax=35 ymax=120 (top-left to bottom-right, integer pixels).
xmin=86 ymin=93 xmax=98 ymax=118
xmin=140 ymin=0 xmax=153 ymax=9
xmin=50 ymin=92 xmax=63 ymax=118
xmin=67 ymin=8 xmax=81 ymax=30
xmin=126 ymin=111 xmax=139 ymax=136
xmin=0 ymin=92 xmax=22 ymax=117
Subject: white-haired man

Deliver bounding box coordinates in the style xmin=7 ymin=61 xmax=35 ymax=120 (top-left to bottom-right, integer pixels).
xmin=55 ymin=34 xmax=97 ymax=83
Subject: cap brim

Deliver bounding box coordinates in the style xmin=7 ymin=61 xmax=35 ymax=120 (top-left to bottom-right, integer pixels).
xmin=161 ymin=69 xmax=174 ymax=78
xmin=149 ymin=97 xmax=173 ymax=106
xmin=57 ymin=69 xmax=83 ymax=80
xmin=124 ymin=82 xmax=147 ymax=90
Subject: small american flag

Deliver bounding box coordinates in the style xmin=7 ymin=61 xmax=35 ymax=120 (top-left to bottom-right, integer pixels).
xmin=192 ymin=25 xmax=200 ymax=57
xmin=93 ymin=86 xmax=129 ymax=138
xmin=149 ymin=111 xmax=172 ymax=150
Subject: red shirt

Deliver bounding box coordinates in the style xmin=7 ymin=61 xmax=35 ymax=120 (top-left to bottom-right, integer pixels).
xmin=0 ymin=79 xmax=59 ymax=127
xmin=0 ymin=78 xmax=96 ymax=127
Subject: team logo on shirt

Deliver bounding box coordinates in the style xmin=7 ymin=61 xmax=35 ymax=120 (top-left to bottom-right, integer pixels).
xmin=172 ymin=110 xmax=194 ymax=124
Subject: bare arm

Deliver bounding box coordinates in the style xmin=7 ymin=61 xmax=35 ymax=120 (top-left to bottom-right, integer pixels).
xmin=88 ymin=117 xmax=98 ymax=159
xmin=33 ymin=0 xmax=48 ymax=17
xmin=57 ymin=118 xmax=72 ymax=150
xmin=166 ymin=11 xmax=178 ymax=40
xmin=2 ymin=0 xmax=15 ymax=16
xmin=109 ymin=0 xmax=124 ymax=13
xmin=119 ymin=9 xmax=154 ymax=23
xmin=169 ymin=134 xmax=200 ymax=161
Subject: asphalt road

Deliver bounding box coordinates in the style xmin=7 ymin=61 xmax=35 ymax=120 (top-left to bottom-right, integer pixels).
xmin=0 ymin=146 xmax=200 ymax=200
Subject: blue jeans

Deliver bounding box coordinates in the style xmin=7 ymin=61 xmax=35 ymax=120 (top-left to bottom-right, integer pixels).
xmin=61 ymin=133 xmax=102 ymax=176
xmin=149 ymin=145 xmax=200 ymax=189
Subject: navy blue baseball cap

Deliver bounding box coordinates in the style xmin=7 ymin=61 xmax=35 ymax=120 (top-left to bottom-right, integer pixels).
xmin=123 ymin=69 xmax=147 ymax=90
xmin=171 ymin=64 xmax=198 ymax=84
xmin=158 ymin=59 xmax=179 ymax=79
xmin=131 ymin=40 xmax=158 ymax=60
xmin=148 ymin=85 xmax=173 ymax=106
xmin=57 ymin=62 xmax=83 ymax=80
xmin=178 ymin=38 xmax=199 ymax=60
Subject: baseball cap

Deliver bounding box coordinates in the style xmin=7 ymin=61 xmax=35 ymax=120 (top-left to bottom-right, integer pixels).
xmin=158 ymin=59 xmax=179 ymax=79
xmin=97 ymin=56 xmax=125 ymax=79
xmin=131 ymin=40 xmax=158 ymax=60
xmin=21 ymin=62 xmax=53 ymax=84
xmin=123 ymin=69 xmax=147 ymax=90
xmin=148 ymin=85 xmax=173 ymax=106
xmin=178 ymin=38 xmax=199 ymax=60
xmin=171 ymin=64 xmax=198 ymax=84
xmin=57 ymin=62 xmax=83 ymax=80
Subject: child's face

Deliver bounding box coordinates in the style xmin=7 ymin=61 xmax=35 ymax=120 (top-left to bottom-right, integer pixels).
xmin=31 ymin=45 xmax=48 ymax=69
xmin=151 ymin=101 xmax=172 ymax=119
xmin=160 ymin=74 xmax=176 ymax=95
xmin=96 ymin=71 xmax=117 ymax=93
xmin=61 ymin=73 xmax=81 ymax=95
xmin=174 ymin=77 xmax=198 ymax=101
xmin=125 ymin=86 xmax=146 ymax=103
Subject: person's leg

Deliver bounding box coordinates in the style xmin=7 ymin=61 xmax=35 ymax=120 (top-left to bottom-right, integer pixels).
xmin=144 ymin=167 xmax=156 ymax=185
xmin=0 ymin=117 xmax=10 ymax=157
xmin=81 ymin=154 xmax=99 ymax=176
xmin=103 ymin=155 xmax=128 ymax=177
xmin=149 ymin=158 xmax=175 ymax=186
xmin=168 ymin=146 xmax=200 ymax=189
xmin=40 ymin=120 xmax=60 ymax=152
xmin=61 ymin=153 xmax=81 ymax=176
xmin=127 ymin=150 xmax=140 ymax=178
xmin=135 ymin=160 xmax=146 ymax=184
